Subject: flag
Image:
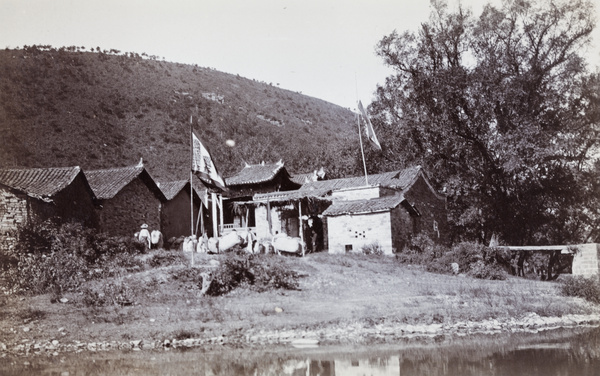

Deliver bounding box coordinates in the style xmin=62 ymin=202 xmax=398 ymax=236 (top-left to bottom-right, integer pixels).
xmin=358 ymin=101 xmax=382 ymax=151
xmin=192 ymin=132 xmax=226 ymax=189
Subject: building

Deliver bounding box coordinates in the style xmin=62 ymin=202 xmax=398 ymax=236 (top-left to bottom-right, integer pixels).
xmin=159 ymin=177 xmax=210 ymax=240
xmin=319 ymin=166 xmax=448 ymax=254
xmin=222 ymin=160 xmax=301 ymax=234
xmin=85 ymin=163 xmax=166 ymax=237
xmin=0 ymin=166 xmax=98 ymax=235
xmin=246 ymin=165 xmax=448 ymax=254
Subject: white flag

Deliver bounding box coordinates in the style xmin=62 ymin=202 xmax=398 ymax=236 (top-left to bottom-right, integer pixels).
xmin=192 ymin=132 xmax=226 ymax=189
xmin=358 ymin=101 xmax=382 ymax=151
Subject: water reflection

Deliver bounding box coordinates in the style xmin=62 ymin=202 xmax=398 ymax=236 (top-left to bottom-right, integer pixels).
xmin=2 ymin=326 xmax=599 ymax=375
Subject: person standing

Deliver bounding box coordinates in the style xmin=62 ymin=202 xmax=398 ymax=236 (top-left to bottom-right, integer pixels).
xmin=138 ymin=223 xmax=151 ymax=250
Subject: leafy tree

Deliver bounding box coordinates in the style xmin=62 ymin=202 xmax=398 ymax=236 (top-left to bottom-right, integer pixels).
xmin=371 ymin=0 xmax=599 ymax=245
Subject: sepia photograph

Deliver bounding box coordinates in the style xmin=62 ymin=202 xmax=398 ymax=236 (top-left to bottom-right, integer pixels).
xmin=1 ymin=0 xmax=599 ymax=374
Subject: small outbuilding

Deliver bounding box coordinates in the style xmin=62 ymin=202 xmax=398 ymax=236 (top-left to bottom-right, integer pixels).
xmin=320 ymin=166 xmax=448 ymax=254
xmin=159 ymin=177 xmax=211 ymax=240
xmin=85 ymin=163 xmax=166 ymax=237
xmin=0 ymin=166 xmax=98 ymax=235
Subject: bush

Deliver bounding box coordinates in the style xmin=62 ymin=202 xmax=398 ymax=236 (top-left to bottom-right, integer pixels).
xmin=361 ymin=242 xmax=384 ymax=256
xmin=82 ymin=279 xmax=137 ymax=307
xmin=397 ymin=235 xmax=507 ymax=280
xmin=206 ymin=252 xmax=299 ymax=296
xmin=467 ymin=260 xmax=507 ymax=280
xmin=2 ymin=219 xmax=145 ymax=296
xmin=560 ymin=275 xmax=600 ymax=304
xmin=149 ymin=250 xmax=187 ymax=268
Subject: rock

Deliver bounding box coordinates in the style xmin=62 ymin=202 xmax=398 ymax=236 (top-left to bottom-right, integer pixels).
xmin=130 ymin=340 xmax=142 ymax=348
xmin=59 ymin=298 xmax=69 ymax=304
xmin=0 ymin=343 xmax=6 ymax=351
xmin=52 ymin=340 xmax=59 ymax=346
xmin=23 ymin=327 xmax=30 ymax=332
xmin=57 ymin=327 xmax=65 ymax=332
xmin=451 ymin=262 xmax=459 ymax=274
xmin=275 ymin=307 xmax=284 ymax=313
xmin=163 ymin=339 xmax=170 ymax=347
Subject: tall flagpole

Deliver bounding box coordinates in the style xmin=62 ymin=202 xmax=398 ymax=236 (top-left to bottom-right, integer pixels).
xmin=357 ymin=111 xmax=369 ymax=186
xmin=189 ymin=114 xmax=195 ymax=266
xmin=355 ymin=74 xmax=369 ymax=186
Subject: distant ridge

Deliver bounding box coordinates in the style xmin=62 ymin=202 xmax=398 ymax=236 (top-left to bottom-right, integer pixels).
xmin=0 ymin=45 xmax=364 ymax=182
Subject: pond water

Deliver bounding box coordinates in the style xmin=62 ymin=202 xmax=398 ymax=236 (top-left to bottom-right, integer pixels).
xmin=2 ymin=326 xmax=600 ymax=375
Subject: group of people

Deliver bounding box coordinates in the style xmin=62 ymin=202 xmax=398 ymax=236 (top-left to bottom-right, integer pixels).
xmin=136 ymin=223 xmax=163 ymax=250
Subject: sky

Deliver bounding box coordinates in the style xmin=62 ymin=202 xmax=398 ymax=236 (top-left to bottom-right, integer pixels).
xmin=1 ymin=0 xmax=599 ymax=110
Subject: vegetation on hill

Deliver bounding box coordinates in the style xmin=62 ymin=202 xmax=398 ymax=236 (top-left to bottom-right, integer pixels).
xmin=0 ymin=45 xmax=365 ymax=181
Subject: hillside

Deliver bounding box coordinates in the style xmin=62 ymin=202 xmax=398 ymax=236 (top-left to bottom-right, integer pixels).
xmin=0 ymin=45 xmax=363 ymax=181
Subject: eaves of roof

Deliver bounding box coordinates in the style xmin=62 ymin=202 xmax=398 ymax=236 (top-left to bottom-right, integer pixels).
xmin=0 ymin=166 xmax=83 ymax=201
xmin=322 ymin=194 xmax=406 ymax=216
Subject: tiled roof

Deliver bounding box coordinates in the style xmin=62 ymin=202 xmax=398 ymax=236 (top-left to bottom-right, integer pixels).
xmin=159 ymin=178 xmax=209 ymax=205
xmin=299 ymin=166 xmax=422 ymax=193
xmin=322 ymin=194 xmax=406 ymax=216
xmin=253 ymin=189 xmax=332 ymax=203
xmin=0 ymin=166 xmax=83 ymax=200
xmin=290 ymin=172 xmax=314 ymax=186
xmin=225 ymin=162 xmax=286 ymax=186
xmin=159 ymin=180 xmax=187 ymax=200
xmin=85 ymin=165 xmax=150 ymax=200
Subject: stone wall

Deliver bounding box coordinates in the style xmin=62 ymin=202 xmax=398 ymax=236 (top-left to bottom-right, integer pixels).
xmin=572 ymin=244 xmax=600 ymax=277
xmin=390 ymin=205 xmax=413 ymax=253
xmin=97 ymin=178 xmax=161 ymax=237
xmin=404 ymin=175 xmax=449 ymax=245
xmin=327 ymin=212 xmax=393 ymax=255
xmin=0 ymin=188 xmax=28 ymax=234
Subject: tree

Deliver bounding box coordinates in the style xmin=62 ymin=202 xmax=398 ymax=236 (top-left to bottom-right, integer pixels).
xmin=371 ymin=0 xmax=599 ymax=245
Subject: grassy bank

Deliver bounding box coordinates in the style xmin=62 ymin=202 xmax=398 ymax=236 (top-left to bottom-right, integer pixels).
xmin=1 ymin=250 xmax=599 ymax=353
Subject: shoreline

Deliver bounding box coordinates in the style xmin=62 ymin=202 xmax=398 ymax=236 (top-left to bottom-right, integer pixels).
xmin=1 ymin=312 xmax=599 ymax=358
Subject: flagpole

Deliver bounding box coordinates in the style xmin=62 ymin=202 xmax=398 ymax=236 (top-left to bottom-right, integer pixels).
xmin=355 ymin=74 xmax=369 ymax=186
xmin=356 ymin=110 xmax=369 ymax=186
xmin=189 ymin=114 xmax=195 ymax=266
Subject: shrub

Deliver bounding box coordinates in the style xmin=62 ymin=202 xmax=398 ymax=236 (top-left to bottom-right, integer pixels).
xmin=467 ymin=260 xmax=507 ymax=280
xmin=149 ymin=250 xmax=187 ymax=268
xmin=361 ymin=242 xmax=384 ymax=256
xmin=560 ymin=275 xmax=600 ymax=304
xmin=82 ymin=279 xmax=136 ymax=307
xmin=397 ymin=236 xmax=507 ymax=280
xmin=3 ymin=220 xmax=145 ymax=296
xmin=206 ymin=252 xmax=299 ymax=296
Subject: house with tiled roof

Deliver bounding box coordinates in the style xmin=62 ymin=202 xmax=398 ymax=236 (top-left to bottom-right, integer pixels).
xmin=322 ymin=166 xmax=448 ymax=254
xmin=221 ymin=161 xmax=301 ymax=234
xmin=225 ymin=160 xmax=300 ymax=198
xmin=249 ymin=165 xmax=448 ymax=254
xmin=85 ymin=162 xmax=166 ymax=237
xmin=0 ymin=166 xmax=98 ymax=235
xmin=159 ymin=176 xmax=212 ymax=240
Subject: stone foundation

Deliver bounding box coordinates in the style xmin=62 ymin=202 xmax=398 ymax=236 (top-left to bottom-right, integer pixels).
xmin=572 ymin=243 xmax=600 ymax=277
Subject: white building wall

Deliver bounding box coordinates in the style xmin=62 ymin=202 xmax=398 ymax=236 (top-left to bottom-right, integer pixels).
xmin=327 ymin=212 xmax=394 ymax=255
xmin=572 ymin=243 xmax=600 ymax=277
xmin=254 ymin=204 xmax=283 ymax=240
